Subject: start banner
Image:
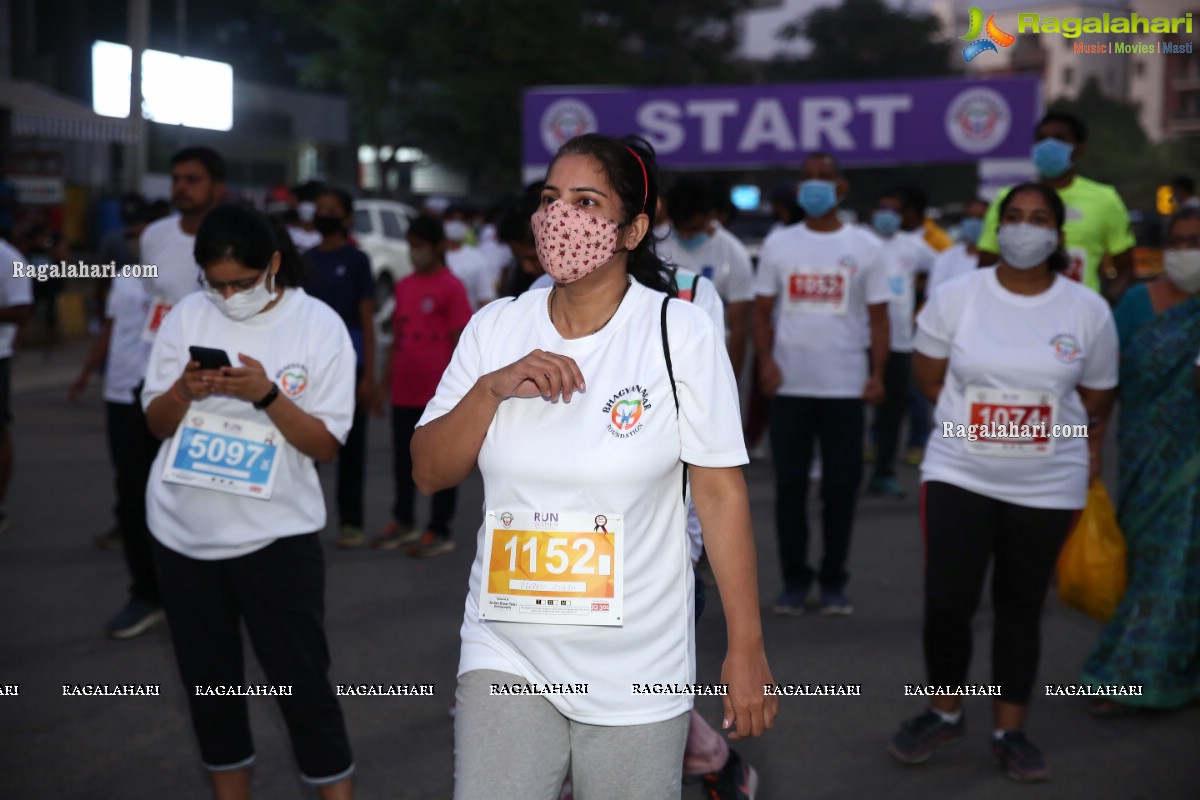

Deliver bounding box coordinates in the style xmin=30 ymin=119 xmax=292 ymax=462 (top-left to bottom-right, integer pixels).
xmin=523 ymin=77 xmax=1039 ymax=175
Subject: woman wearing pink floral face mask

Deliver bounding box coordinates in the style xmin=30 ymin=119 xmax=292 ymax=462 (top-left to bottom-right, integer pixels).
xmin=412 ymin=134 xmax=776 ymax=800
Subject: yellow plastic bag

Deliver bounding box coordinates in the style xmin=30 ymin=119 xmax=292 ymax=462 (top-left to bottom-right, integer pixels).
xmin=1056 ymin=480 xmax=1128 ymax=622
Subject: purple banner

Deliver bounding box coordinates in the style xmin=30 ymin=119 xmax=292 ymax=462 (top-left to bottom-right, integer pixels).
xmin=523 ymin=77 xmax=1040 ymax=173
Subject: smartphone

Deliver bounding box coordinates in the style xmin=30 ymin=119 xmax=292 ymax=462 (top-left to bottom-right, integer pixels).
xmin=189 ymin=346 xmax=232 ymax=370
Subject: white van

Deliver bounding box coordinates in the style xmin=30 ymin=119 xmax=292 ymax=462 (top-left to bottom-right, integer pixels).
xmin=352 ymin=199 xmax=419 ymax=309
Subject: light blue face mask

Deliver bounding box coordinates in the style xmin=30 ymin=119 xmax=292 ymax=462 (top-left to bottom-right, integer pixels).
xmin=1032 ymin=137 xmax=1074 ymax=179
xmin=673 ymin=230 xmax=710 ymax=252
xmin=872 ymin=209 xmax=902 ymax=237
xmin=958 ymin=217 xmax=984 ymax=245
xmin=797 ymin=180 xmax=839 ymax=218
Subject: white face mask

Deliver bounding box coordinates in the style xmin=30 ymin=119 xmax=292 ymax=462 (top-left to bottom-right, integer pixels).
xmin=996 ymin=223 xmax=1060 ymax=270
xmin=296 ymin=201 xmax=316 ymax=223
xmin=205 ymin=271 xmax=277 ymax=321
xmin=1163 ymin=249 xmax=1200 ymax=293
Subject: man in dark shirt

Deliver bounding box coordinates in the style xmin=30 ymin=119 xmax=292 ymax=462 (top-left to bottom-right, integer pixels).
xmin=302 ymin=187 xmax=376 ymax=547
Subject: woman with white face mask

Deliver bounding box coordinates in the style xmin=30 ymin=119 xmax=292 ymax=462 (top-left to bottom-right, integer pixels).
xmin=1081 ymin=208 xmax=1200 ymax=717
xmin=142 ymin=204 xmax=357 ymax=799
xmin=889 ymin=184 xmax=1118 ymax=782
xmin=412 ymin=134 xmax=776 ymax=800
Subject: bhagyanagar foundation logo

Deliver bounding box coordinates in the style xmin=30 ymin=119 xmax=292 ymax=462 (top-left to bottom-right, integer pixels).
xmin=602 ymin=385 xmax=652 ymax=439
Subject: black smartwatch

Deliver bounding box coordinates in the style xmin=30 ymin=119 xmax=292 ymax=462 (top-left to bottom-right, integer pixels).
xmin=253 ymin=383 xmax=280 ymax=411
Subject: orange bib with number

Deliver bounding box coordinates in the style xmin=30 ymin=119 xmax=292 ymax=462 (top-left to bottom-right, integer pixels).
xmin=479 ymin=511 xmax=624 ymax=626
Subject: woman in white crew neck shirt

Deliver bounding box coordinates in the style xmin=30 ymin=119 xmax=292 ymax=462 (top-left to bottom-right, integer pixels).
xmin=142 ymin=205 xmax=357 ymax=799
xmin=888 ymin=184 xmax=1118 ymax=782
xmin=413 ymin=134 xmax=777 ymax=800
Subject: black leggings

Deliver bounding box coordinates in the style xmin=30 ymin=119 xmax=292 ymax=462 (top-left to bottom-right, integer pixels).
xmin=153 ymin=534 xmax=354 ymax=784
xmin=921 ymin=481 xmax=1076 ymax=704
xmin=392 ymin=406 xmax=457 ymax=536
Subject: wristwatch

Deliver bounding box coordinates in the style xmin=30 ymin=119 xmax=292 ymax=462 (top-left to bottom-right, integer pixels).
xmin=253 ymin=383 xmax=280 ymax=411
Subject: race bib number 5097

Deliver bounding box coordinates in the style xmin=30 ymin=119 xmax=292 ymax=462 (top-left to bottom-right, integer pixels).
xmin=162 ymin=411 xmax=281 ymax=499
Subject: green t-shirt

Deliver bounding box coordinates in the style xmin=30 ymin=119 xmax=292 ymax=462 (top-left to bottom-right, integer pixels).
xmin=978 ymin=175 xmax=1136 ymax=292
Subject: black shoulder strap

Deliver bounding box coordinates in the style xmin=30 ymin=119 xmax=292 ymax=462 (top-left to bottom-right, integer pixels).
xmin=660 ymin=296 xmax=688 ymax=502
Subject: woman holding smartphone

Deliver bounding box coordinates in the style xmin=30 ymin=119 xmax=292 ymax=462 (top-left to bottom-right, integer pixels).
xmin=142 ymin=204 xmax=357 ymax=799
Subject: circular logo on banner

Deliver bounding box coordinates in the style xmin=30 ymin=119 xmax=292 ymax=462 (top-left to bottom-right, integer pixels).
xmin=540 ymin=99 xmax=598 ymax=154
xmin=944 ymin=88 xmax=1011 ymax=155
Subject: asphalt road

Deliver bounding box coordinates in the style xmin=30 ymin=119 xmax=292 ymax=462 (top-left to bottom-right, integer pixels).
xmin=1 ymin=342 xmax=1197 ymax=800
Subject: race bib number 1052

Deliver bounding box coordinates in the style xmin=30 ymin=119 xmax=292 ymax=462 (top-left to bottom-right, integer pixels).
xmin=785 ymin=266 xmax=850 ymax=315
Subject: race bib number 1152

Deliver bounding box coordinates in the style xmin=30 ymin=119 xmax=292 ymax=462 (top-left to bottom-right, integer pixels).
xmin=479 ymin=511 xmax=623 ymax=626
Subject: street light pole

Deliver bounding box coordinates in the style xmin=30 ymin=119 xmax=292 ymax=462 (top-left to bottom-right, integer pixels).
xmin=126 ymin=0 xmax=149 ymax=194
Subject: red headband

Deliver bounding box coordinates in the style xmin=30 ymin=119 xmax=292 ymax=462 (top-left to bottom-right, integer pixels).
xmin=626 ymin=146 xmax=648 ymax=213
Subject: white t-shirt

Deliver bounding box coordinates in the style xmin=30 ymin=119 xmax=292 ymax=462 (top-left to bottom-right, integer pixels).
xmin=529 ymin=273 xmax=554 ymax=291
xmin=103 ymin=277 xmax=153 ymax=403
xmin=874 ymin=232 xmax=935 ymax=353
xmin=915 ymin=269 xmax=1118 ymax=510
xmin=143 ymin=288 xmax=356 ymax=560
xmin=418 ymin=281 xmax=747 ymax=725
xmin=674 ymin=269 xmax=726 ymax=564
xmin=657 ymin=224 xmax=755 ymax=305
xmin=0 ymin=239 xmax=33 ymax=359
xmin=927 ymin=243 xmax=982 ymax=295
xmin=447 ymin=246 xmax=497 ymax=309
xmin=140 ymin=215 xmax=200 ymax=305
xmin=754 ymin=223 xmax=891 ymax=398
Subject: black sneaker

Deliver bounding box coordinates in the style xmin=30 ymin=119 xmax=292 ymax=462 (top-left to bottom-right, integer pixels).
xmin=105 ymin=599 xmax=165 ymax=640
xmin=992 ymin=731 xmax=1050 ymax=782
xmin=702 ymin=749 xmax=758 ymax=800
xmin=887 ymin=709 xmax=966 ymax=764
xmin=94 ymin=526 xmax=123 ymax=550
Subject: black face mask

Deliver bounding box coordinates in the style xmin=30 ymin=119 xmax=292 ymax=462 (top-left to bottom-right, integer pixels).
xmin=313 ymin=215 xmax=344 ymax=236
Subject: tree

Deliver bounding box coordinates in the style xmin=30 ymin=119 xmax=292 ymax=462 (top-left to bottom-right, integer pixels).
xmin=271 ymin=0 xmax=752 ymax=190
xmin=772 ymin=0 xmax=957 ymax=81
xmin=1047 ymin=79 xmax=1161 ymax=211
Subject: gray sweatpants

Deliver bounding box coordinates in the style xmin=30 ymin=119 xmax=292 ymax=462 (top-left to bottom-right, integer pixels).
xmin=454 ymin=669 xmax=690 ymax=800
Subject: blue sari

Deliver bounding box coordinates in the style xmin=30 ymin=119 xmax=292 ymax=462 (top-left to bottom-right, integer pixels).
xmin=1082 ymin=285 xmax=1200 ymax=708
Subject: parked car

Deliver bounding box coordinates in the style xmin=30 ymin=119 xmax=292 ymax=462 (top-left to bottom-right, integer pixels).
xmin=353 ymin=199 xmax=419 ymax=310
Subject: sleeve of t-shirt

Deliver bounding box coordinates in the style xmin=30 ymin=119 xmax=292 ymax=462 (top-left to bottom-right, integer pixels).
xmin=474 ymin=254 xmax=498 ymax=305
xmin=1079 ymin=299 xmax=1119 ymax=391
xmin=913 ymin=287 xmax=954 ymax=359
xmin=417 ymin=300 xmax=503 ymax=428
xmin=977 ymin=190 xmax=1007 ymax=255
xmin=303 ymin=307 xmax=357 ymax=443
xmin=103 ymin=278 xmax=119 ymax=319
xmin=354 ymin=250 xmax=375 ymax=303
xmin=753 ymin=241 xmax=780 ymax=298
xmin=669 ymin=300 xmax=748 ymax=468
xmin=446 ymin=274 xmax=475 ymax=332
xmin=141 ymin=300 xmax=188 ymax=410
xmin=694 ymin=276 xmax=725 ymax=331
xmin=723 ymin=239 xmax=756 ymax=303
xmin=914 ymin=240 xmax=937 ymax=275
xmin=1 ymin=253 xmax=33 ymax=307
xmin=861 ymin=244 xmax=892 ymax=306
xmin=1103 ymin=188 xmax=1137 ymax=256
